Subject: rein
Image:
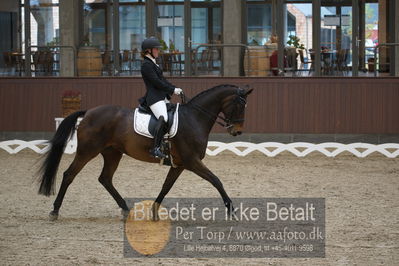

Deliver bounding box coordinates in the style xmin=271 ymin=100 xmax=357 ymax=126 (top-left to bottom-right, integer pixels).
xmin=180 ymin=90 xmax=246 ymax=129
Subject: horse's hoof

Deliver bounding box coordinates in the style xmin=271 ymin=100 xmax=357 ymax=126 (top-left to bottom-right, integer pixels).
xmin=121 ymin=209 xmax=129 ymax=218
xmin=49 ymin=211 xmax=58 ymax=221
xmin=152 ymin=213 xmax=160 ymax=222
xmin=152 ymin=202 xmax=160 ymax=222
xmin=227 ymin=205 xmax=238 ymax=220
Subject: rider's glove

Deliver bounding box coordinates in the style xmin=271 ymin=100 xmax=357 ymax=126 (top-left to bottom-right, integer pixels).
xmin=174 ymin=88 xmax=183 ymax=95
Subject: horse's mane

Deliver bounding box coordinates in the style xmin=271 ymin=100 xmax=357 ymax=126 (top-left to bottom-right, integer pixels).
xmin=188 ymin=84 xmax=239 ymax=103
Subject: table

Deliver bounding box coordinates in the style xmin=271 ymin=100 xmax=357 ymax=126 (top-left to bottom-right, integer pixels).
xmin=321 ymin=50 xmax=336 ymax=75
xmin=309 ymin=50 xmax=337 ymax=75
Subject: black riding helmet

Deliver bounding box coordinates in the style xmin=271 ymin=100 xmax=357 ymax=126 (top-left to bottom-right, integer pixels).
xmin=141 ymin=37 xmax=162 ymax=51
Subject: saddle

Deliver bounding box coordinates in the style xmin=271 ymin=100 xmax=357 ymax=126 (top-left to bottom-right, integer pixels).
xmin=133 ymin=103 xmax=179 ymax=139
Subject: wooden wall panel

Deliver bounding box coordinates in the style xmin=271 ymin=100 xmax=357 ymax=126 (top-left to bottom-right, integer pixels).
xmin=0 ymin=77 xmax=398 ymax=133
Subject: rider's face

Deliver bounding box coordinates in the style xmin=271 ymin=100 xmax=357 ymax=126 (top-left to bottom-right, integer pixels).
xmin=151 ymin=48 xmax=160 ymax=58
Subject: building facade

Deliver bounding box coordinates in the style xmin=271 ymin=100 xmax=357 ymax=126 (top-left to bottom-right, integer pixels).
xmin=1 ymin=0 xmax=399 ymax=77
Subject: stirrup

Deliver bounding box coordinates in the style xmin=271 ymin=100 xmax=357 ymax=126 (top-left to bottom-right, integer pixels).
xmin=150 ymin=147 xmax=166 ymax=159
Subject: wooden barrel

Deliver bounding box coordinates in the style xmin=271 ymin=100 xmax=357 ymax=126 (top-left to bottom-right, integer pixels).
xmin=244 ymin=46 xmax=275 ymax=77
xmin=77 ymin=47 xmax=102 ymax=76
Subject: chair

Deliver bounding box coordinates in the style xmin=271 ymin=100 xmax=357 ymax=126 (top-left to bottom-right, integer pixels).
xmin=130 ymin=49 xmax=142 ymax=75
xmin=31 ymin=51 xmax=40 ymax=74
xmin=285 ymin=48 xmax=297 ymax=76
xmin=121 ymin=50 xmax=131 ymax=73
xmin=307 ymin=49 xmax=316 ymax=74
xmin=160 ymin=53 xmax=172 ymax=73
xmin=14 ymin=54 xmax=25 ymax=76
xmin=37 ymin=51 xmax=48 ymax=75
xmin=270 ymin=50 xmax=290 ymax=76
xmin=52 ymin=50 xmax=60 ymax=75
xmin=334 ymin=49 xmax=348 ymax=76
xmin=3 ymin=52 xmax=12 ymax=74
xmin=44 ymin=51 xmax=54 ymax=75
xmin=102 ymin=51 xmax=113 ymax=76
xmin=321 ymin=51 xmax=334 ymax=75
xmin=297 ymin=49 xmax=313 ymax=76
xmin=198 ymin=49 xmax=212 ymax=74
xmin=170 ymin=52 xmax=183 ymax=76
xmin=206 ymin=48 xmax=221 ymax=75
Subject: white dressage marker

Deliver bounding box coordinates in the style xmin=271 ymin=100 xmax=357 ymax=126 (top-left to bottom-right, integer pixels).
xmin=206 ymin=141 xmax=399 ymax=158
xmin=1 ymin=140 xmax=398 ymax=158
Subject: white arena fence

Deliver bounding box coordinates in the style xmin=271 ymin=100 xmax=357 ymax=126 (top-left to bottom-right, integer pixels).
xmin=0 ymin=139 xmax=398 ymax=158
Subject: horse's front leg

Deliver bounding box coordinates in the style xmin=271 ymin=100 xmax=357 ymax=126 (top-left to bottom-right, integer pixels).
xmin=152 ymin=166 xmax=184 ymax=221
xmin=188 ymin=160 xmax=235 ymax=215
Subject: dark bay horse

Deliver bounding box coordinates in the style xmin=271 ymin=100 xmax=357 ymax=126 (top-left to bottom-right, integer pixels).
xmin=38 ymin=84 xmax=253 ymax=220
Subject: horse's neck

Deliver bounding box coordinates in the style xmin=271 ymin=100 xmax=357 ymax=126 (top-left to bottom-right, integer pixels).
xmin=186 ymin=87 xmax=234 ymax=132
xmin=190 ymin=87 xmax=233 ymax=115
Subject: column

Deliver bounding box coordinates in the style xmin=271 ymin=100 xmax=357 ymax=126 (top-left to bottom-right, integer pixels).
xmin=389 ymin=0 xmax=399 ymax=76
xmin=106 ymin=0 xmax=112 ymax=51
xmin=146 ymin=0 xmax=156 ymax=37
xmin=59 ymin=0 xmax=80 ymax=76
xmin=222 ymin=0 xmax=242 ymax=76
xmin=359 ymin=1 xmax=365 ymax=71
xmin=312 ymin=0 xmax=321 ymax=76
xmin=378 ymin=0 xmax=388 ymax=72
xmin=336 ymin=6 xmax=341 ymax=51
xmin=271 ymin=0 xmax=278 ymax=36
xmin=352 ymin=0 xmax=359 ymax=76
xmin=113 ymin=0 xmax=120 ymax=75
xmin=184 ymin=0 xmax=191 ymax=76
xmin=24 ymin=0 xmax=31 ymax=76
xmin=277 ymin=1 xmax=285 ymax=72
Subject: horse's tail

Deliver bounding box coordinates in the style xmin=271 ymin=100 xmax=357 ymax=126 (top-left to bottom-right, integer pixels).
xmin=38 ymin=110 xmax=86 ymax=196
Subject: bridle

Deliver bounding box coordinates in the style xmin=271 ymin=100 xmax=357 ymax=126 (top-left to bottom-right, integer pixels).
xmin=180 ymin=88 xmax=247 ymax=129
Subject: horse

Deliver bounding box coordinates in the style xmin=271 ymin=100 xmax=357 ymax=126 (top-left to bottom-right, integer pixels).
xmin=38 ymin=84 xmax=253 ymax=220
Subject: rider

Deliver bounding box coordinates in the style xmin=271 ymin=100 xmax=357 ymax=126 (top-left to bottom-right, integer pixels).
xmin=139 ymin=37 xmax=183 ymax=159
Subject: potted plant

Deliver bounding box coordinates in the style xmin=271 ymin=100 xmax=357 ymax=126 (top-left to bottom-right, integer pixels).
xmin=159 ymin=39 xmax=168 ymax=51
xmin=287 ymin=35 xmax=305 ymax=50
xmin=62 ymin=90 xmax=81 ymax=117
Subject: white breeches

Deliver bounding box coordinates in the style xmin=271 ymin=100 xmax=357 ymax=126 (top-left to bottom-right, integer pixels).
xmin=150 ymin=99 xmax=169 ymax=122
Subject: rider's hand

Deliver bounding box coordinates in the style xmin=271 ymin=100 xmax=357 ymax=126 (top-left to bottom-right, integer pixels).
xmin=174 ymin=88 xmax=183 ymax=95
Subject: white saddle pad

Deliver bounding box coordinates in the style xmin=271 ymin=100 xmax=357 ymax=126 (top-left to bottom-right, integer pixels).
xmin=133 ymin=103 xmax=179 ymax=139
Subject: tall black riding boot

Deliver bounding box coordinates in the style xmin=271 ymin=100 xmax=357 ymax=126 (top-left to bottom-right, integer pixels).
xmin=150 ymin=116 xmax=167 ymax=159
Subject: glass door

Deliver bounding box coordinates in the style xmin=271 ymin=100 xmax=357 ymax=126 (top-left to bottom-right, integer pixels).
xmin=363 ymin=1 xmax=379 ymax=73
xmin=319 ymin=3 xmax=353 ymax=76
xmin=119 ymin=2 xmax=146 ymax=75
xmin=82 ymin=0 xmax=117 ymax=51
xmin=155 ymin=1 xmax=184 ymax=76
xmin=190 ymin=0 xmax=221 ymax=76
xmin=156 ymin=4 xmax=184 ymax=52
xmin=25 ymin=0 xmax=60 ymax=76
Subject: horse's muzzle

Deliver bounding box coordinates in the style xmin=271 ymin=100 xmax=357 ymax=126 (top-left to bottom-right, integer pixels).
xmin=229 ymin=128 xmax=242 ymax=136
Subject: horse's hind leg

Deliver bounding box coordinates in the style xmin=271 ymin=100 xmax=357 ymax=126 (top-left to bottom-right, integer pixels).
xmin=98 ymin=147 xmax=129 ymax=214
xmin=50 ymin=150 xmax=99 ymax=220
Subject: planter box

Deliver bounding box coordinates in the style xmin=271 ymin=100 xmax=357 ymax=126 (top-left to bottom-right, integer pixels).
xmin=62 ymin=96 xmax=81 ymax=117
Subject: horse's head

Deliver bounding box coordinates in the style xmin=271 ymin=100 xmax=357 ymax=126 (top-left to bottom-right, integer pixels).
xmin=221 ymin=86 xmax=253 ymax=136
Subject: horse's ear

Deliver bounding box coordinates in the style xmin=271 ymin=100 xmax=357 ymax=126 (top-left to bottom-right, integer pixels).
xmin=245 ymin=88 xmax=254 ymax=96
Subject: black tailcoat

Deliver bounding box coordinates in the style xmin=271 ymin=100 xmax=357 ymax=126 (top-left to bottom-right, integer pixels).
xmin=139 ymin=56 xmax=176 ymax=107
